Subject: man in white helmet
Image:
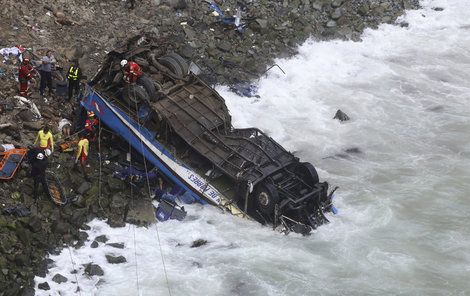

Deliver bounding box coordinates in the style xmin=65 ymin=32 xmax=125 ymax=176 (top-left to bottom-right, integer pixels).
xmin=121 ymin=59 xmax=142 ymax=84
xmin=30 ymin=151 xmax=49 ymax=200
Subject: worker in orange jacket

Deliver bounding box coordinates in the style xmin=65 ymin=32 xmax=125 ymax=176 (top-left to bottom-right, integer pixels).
xmin=120 ymin=59 xmax=142 ymax=84
xmin=18 ymin=57 xmax=36 ymax=97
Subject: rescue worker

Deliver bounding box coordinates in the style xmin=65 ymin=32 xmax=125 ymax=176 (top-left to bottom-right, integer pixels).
xmin=39 ymin=50 xmax=55 ymax=99
xmin=121 ymin=59 xmax=142 ymax=84
xmin=74 ymin=133 xmax=90 ymax=181
xmin=67 ymin=60 xmax=81 ymax=101
xmin=58 ymin=118 xmax=72 ymax=138
xmin=18 ymin=57 xmax=36 ymax=97
xmin=31 ymin=149 xmax=51 ymax=200
xmin=84 ymin=111 xmax=99 ymax=141
xmin=34 ymin=125 xmax=54 ymax=152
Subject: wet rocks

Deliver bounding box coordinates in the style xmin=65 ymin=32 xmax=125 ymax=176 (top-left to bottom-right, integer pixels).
xmin=38 ymin=282 xmax=50 ymax=290
xmin=191 ymin=239 xmax=208 ymax=248
xmin=106 ymin=242 xmax=125 ymax=249
xmin=333 ymin=109 xmax=350 ymax=122
xmin=105 ymin=255 xmax=127 ymax=264
xmin=52 ymin=273 xmax=68 ymax=284
xmin=84 ymin=263 xmax=104 ymax=276
xmin=95 ymin=235 xmax=109 ymax=243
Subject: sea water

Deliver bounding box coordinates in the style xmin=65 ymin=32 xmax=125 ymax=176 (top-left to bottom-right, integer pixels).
xmin=35 ymin=0 xmax=470 ymax=295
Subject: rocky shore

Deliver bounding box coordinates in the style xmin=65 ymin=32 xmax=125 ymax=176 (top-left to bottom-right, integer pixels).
xmin=0 ymin=0 xmax=419 ymax=294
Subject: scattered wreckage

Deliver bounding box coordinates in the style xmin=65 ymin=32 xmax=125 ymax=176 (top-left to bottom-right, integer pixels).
xmin=81 ymin=36 xmax=336 ymax=235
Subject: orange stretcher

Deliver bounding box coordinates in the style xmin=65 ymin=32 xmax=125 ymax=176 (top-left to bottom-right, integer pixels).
xmin=58 ymin=140 xmax=78 ymax=152
xmin=0 ymin=148 xmax=27 ymax=180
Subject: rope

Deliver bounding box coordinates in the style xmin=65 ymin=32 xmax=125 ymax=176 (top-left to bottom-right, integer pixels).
xmin=97 ymin=124 xmax=106 ymax=214
xmin=128 ymin=86 xmax=142 ymax=295
xmin=67 ymin=246 xmax=82 ymax=296
xmin=132 ymin=84 xmax=172 ymax=296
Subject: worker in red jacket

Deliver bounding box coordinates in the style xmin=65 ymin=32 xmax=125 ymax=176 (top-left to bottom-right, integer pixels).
xmin=84 ymin=111 xmax=99 ymax=141
xmin=18 ymin=57 xmax=36 ymax=97
xmin=121 ymin=59 xmax=142 ymax=84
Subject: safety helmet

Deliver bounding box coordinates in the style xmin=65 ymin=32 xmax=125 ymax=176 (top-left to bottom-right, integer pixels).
xmin=36 ymin=153 xmax=44 ymax=160
xmin=44 ymin=149 xmax=52 ymax=157
xmin=87 ymin=111 xmax=95 ymax=117
xmin=120 ymin=59 xmax=128 ymax=67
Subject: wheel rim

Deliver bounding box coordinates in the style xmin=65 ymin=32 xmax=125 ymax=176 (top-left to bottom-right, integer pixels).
xmin=258 ymin=192 xmax=269 ymax=206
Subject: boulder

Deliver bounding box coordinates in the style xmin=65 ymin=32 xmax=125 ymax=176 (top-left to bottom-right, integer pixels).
xmin=38 ymin=282 xmax=50 ymax=290
xmin=333 ymin=109 xmax=350 ymax=122
xmin=91 ymin=241 xmax=99 ymax=248
xmin=125 ymin=198 xmax=156 ymax=226
xmin=106 ymin=242 xmax=125 ymax=249
xmin=95 ymin=235 xmax=109 ymax=243
xmin=190 ymin=239 xmax=208 ymax=248
xmin=84 ymin=263 xmax=104 ymax=276
xmin=52 ymin=273 xmax=68 ymax=284
xmin=22 ymin=121 xmax=43 ymax=131
xmin=105 ymin=255 xmax=127 ymax=264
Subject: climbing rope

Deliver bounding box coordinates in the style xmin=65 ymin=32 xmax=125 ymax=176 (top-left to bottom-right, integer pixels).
xmin=132 ymin=85 xmax=172 ymax=296
xmin=128 ymin=87 xmax=142 ymax=295
xmin=67 ymin=246 xmax=82 ymax=296
xmin=97 ymin=124 xmax=106 ymax=214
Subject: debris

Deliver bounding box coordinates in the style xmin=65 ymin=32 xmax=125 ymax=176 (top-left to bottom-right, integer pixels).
xmin=229 ymin=83 xmax=259 ymax=98
xmin=205 ymin=1 xmax=246 ymax=32
xmin=14 ymin=96 xmax=41 ymax=119
xmin=2 ymin=205 xmax=31 ymax=217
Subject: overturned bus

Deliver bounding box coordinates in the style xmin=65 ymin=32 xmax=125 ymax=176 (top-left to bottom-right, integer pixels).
xmin=81 ymin=36 xmax=336 ymax=235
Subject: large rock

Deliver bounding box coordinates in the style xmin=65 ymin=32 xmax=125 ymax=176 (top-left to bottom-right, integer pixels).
xmin=95 ymin=235 xmax=109 ymax=243
xmin=52 ymin=273 xmax=68 ymax=284
xmin=38 ymin=282 xmax=50 ymax=290
xmin=333 ymin=109 xmax=350 ymax=122
xmin=105 ymin=255 xmax=127 ymax=264
xmin=106 ymin=242 xmax=125 ymax=249
xmin=190 ymin=239 xmax=208 ymax=248
xmin=125 ymin=198 xmax=156 ymax=226
xmin=84 ymin=263 xmax=104 ymax=276
xmin=22 ymin=121 xmax=43 ymax=131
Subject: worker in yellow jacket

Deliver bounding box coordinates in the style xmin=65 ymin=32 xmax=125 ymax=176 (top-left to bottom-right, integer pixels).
xmin=73 ymin=133 xmax=90 ymax=180
xmin=34 ymin=125 xmax=54 ymax=152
